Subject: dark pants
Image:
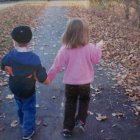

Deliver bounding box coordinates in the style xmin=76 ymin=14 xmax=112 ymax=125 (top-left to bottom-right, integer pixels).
xmin=63 ymin=84 xmax=90 ymax=131
xmin=14 ymin=94 xmax=36 ymax=136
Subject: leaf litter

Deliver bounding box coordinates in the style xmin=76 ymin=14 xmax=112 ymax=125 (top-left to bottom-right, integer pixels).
xmin=6 ymin=94 xmax=14 ymax=100
xmin=96 ymin=113 xmax=108 ymax=121
xmin=68 ymin=4 xmax=140 ymax=110
xmin=112 ymin=112 xmax=125 ymax=118
xmin=10 ymin=120 xmax=18 ymax=128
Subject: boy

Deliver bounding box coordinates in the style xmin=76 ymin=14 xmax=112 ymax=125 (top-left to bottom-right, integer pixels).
xmin=1 ymin=26 xmax=49 ymax=140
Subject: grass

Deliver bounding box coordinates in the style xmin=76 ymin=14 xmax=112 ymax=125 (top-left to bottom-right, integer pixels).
xmin=89 ymin=0 xmax=125 ymax=10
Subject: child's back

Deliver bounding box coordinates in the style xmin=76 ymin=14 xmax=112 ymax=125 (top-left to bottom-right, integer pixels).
xmin=49 ymin=43 xmax=101 ymax=85
xmin=3 ymin=48 xmax=46 ymax=98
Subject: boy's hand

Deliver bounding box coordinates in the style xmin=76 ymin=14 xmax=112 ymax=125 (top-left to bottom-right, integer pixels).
xmin=5 ymin=66 xmax=14 ymax=76
xmin=43 ymin=77 xmax=51 ymax=85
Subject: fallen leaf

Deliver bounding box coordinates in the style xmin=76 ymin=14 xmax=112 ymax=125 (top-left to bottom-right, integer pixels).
xmin=97 ymin=67 xmax=103 ymax=71
xmin=88 ymin=111 xmax=94 ymax=115
xmin=0 ymin=113 xmax=6 ymax=118
xmin=6 ymin=94 xmax=14 ymax=100
xmin=35 ymin=104 xmax=40 ymax=108
xmin=135 ymin=105 xmax=140 ymax=112
xmin=52 ymin=96 xmax=56 ymax=99
xmin=96 ymin=113 xmax=108 ymax=121
xmin=36 ymin=119 xmax=42 ymax=126
xmin=0 ymin=81 xmax=8 ymax=86
xmin=101 ymin=130 xmax=104 ymax=133
xmin=43 ymin=122 xmax=48 ymax=127
xmin=90 ymin=84 xmax=94 ymax=89
xmin=91 ymin=94 xmax=96 ymax=97
xmin=112 ymin=112 xmax=124 ymax=118
xmin=134 ymin=112 xmax=139 ymax=116
xmin=129 ymin=96 xmax=139 ymax=102
xmin=112 ymin=124 xmax=117 ymax=127
xmin=11 ymin=120 xmax=18 ymax=127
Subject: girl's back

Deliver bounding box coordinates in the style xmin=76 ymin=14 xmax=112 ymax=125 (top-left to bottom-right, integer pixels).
xmin=61 ymin=43 xmax=101 ymax=84
xmin=48 ymin=18 xmax=102 ymax=85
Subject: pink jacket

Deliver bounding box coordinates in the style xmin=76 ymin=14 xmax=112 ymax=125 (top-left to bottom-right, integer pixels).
xmin=48 ymin=43 xmax=102 ymax=85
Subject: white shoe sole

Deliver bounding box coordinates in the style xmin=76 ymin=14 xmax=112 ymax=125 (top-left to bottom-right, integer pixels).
xmin=79 ymin=126 xmax=85 ymax=132
xmin=22 ymin=131 xmax=35 ymax=140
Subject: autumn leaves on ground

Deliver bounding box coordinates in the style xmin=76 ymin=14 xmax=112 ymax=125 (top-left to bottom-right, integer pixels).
xmin=0 ymin=0 xmax=140 ymax=137
xmin=68 ymin=2 xmax=140 ymax=113
xmin=0 ymin=3 xmax=47 ymax=60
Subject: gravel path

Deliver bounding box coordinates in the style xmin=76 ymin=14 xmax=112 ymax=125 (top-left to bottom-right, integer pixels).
xmin=0 ymin=1 xmax=140 ymax=140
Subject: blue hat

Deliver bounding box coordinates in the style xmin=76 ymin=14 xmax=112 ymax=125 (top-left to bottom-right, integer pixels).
xmin=11 ymin=26 xmax=32 ymax=43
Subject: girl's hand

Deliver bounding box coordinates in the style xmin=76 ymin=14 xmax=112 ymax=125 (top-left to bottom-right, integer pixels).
xmin=96 ymin=40 xmax=104 ymax=47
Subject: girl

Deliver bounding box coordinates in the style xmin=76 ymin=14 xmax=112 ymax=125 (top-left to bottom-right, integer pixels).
xmin=47 ymin=18 xmax=103 ymax=137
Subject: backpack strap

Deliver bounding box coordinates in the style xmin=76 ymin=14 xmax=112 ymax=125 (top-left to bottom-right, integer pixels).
xmin=4 ymin=66 xmax=36 ymax=80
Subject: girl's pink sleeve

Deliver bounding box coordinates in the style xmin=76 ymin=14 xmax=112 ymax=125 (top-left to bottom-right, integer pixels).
xmin=47 ymin=47 xmax=67 ymax=81
xmin=91 ymin=44 xmax=102 ymax=64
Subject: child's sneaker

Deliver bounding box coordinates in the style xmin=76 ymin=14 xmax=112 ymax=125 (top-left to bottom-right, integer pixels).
xmin=22 ymin=131 xmax=35 ymax=140
xmin=61 ymin=129 xmax=72 ymax=137
xmin=75 ymin=120 xmax=85 ymax=132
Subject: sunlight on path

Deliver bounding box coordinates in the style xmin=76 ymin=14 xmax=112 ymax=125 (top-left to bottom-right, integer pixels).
xmin=0 ymin=0 xmax=89 ymax=11
xmin=48 ymin=0 xmax=89 ymax=7
xmin=0 ymin=1 xmax=47 ymax=10
xmin=0 ymin=3 xmax=17 ymax=10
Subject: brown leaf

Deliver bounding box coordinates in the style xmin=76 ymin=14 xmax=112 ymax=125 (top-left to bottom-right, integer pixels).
xmin=11 ymin=120 xmax=18 ymax=128
xmin=52 ymin=96 xmax=56 ymax=99
xmin=68 ymin=4 xmax=140 ymax=102
xmin=87 ymin=111 xmax=94 ymax=115
xmin=112 ymin=112 xmax=125 ymax=118
xmin=96 ymin=113 xmax=108 ymax=121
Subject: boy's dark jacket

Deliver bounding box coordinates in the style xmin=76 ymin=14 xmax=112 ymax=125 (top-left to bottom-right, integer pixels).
xmin=1 ymin=48 xmax=47 ymax=99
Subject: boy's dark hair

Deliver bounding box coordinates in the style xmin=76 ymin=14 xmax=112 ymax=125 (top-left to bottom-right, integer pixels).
xmin=11 ymin=26 xmax=32 ymax=44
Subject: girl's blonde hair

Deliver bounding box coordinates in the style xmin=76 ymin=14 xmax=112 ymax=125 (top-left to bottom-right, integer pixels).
xmin=62 ymin=18 xmax=89 ymax=48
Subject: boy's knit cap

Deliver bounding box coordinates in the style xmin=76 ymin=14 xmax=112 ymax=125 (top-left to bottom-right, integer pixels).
xmin=11 ymin=26 xmax=32 ymax=43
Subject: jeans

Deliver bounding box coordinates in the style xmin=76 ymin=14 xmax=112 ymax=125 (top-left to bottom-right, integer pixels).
xmin=14 ymin=94 xmax=36 ymax=136
xmin=63 ymin=84 xmax=90 ymax=131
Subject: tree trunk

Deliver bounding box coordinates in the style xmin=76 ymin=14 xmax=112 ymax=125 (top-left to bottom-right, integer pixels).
xmin=136 ymin=0 xmax=140 ymax=27
xmin=124 ymin=0 xmax=131 ymax=19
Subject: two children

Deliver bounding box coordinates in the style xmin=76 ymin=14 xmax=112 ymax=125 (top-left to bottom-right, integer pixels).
xmin=1 ymin=18 xmax=103 ymax=139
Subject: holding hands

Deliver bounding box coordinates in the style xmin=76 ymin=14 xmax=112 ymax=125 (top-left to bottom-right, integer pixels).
xmin=43 ymin=76 xmax=51 ymax=85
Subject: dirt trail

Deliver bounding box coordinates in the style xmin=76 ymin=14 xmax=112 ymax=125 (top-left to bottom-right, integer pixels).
xmin=0 ymin=1 xmax=139 ymax=140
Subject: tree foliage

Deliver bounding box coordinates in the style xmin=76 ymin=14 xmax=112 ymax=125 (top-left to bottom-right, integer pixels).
xmin=89 ymin=0 xmax=140 ymax=27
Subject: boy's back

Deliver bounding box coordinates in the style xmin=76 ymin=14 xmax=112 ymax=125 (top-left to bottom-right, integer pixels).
xmin=1 ymin=48 xmax=47 ymax=98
